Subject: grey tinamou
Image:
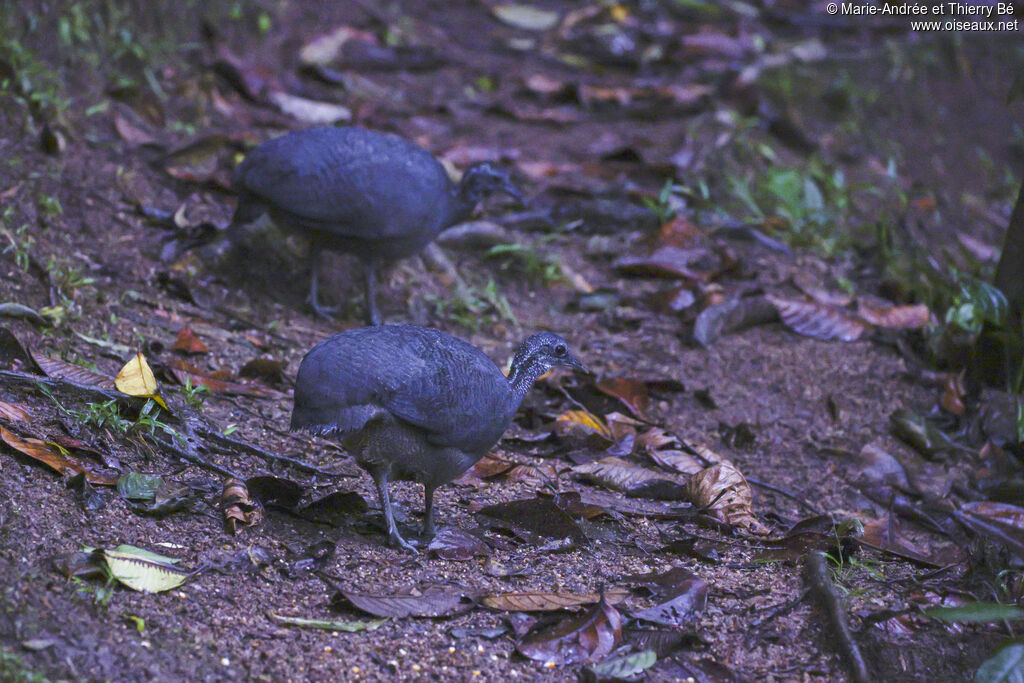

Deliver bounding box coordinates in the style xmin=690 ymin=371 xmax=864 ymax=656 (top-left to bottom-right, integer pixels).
xmin=230 ymin=126 xmax=521 ymax=324
xmin=290 ymin=324 xmax=586 ymax=550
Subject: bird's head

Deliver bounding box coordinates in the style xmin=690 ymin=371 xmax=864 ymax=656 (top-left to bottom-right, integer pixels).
xmin=509 ymin=331 xmax=587 ymax=382
xmin=457 ymin=162 xmax=523 ymax=206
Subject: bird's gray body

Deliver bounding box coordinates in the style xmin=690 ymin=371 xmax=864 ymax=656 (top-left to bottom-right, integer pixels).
xmin=290 ymin=324 xmax=585 ymax=550
xmin=291 ymin=325 xmax=514 ymax=487
xmin=230 ymin=126 xmax=520 ymax=324
xmin=233 ymin=127 xmax=460 ymax=263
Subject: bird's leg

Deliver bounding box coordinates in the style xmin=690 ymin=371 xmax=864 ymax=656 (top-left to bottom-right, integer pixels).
xmin=306 ymin=249 xmax=338 ymax=319
xmin=371 ymin=467 xmax=417 ymax=553
xmin=422 ymin=484 xmax=437 ymax=539
xmin=363 ymin=263 xmax=382 ymax=326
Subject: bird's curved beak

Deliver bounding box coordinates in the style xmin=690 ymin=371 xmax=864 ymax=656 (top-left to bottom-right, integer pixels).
xmin=567 ymin=353 xmax=590 ymax=375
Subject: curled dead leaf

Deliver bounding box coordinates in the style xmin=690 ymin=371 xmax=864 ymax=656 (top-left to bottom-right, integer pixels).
xmin=685 ymin=461 xmax=767 ymax=534
xmin=221 ymin=477 xmax=261 ymax=534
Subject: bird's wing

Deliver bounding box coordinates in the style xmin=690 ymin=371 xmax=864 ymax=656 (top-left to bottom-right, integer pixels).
xmin=290 ymin=328 xmax=508 ymax=451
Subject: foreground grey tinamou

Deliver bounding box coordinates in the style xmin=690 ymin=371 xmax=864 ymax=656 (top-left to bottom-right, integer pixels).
xmin=230 ymin=126 xmax=521 ymax=325
xmin=290 ymin=324 xmax=586 ymax=551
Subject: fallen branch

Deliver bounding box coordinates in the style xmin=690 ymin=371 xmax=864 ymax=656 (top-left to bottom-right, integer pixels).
xmin=804 ymin=552 xmax=871 ymax=683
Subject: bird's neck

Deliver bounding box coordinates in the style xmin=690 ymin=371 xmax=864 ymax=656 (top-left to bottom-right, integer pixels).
xmin=446 ymin=184 xmax=477 ymax=226
xmin=506 ymin=354 xmax=548 ymax=410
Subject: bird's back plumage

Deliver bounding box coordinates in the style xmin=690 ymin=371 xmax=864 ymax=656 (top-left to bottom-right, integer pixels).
xmin=233 ymin=127 xmax=456 ymax=245
xmin=290 ymin=325 xmax=514 ymax=454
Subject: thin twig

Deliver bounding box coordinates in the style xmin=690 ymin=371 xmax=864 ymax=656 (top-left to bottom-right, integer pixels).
xmin=204 ymin=430 xmax=357 ymax=478
xmin=748 ymin=476 xmax=821 ymax=516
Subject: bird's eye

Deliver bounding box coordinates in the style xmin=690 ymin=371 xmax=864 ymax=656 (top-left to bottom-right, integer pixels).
xmin=555 ymin=344 xmax=567 ymax=356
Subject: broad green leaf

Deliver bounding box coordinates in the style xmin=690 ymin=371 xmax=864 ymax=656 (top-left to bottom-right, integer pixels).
xmin=268 ymin=613 xmax=386 ymax=632
xmin=116 ymin=473 xmax=164 ymax=501
xmin=589 ymin=649 xmax=657 ymax=678
xmin=925 ymin=603 xmax=1023 ymax=623
xmin=104 ymin=545 xmax=187 ymax=593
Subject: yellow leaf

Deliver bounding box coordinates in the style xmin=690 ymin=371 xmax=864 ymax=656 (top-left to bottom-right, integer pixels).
xmin=115 ymin=352 xmax=167 ymax=409
xmin=555 ymin=409 xmax=611 ymax=439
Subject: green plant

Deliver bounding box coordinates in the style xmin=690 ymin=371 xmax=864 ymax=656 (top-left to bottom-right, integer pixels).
xmin=1 ymin=221 xmax=34 ymax=271
xmin=71 ymin=573 xmax=116 ymax=608
xmin=72 ymin=398 xmax=183 ymax=444
xmin=426 ymin=280 xmax=517 ymax=331
xmin=37 ymin=194 xmax=62 ymax=217
xmin=0 ymin=648 xmax=52 ymax=683
xmin=181 ymin=377 xmax=209 ymax=410
xmin=74 ymin=400 xmax=131 ymax=434
xmin=485 ymin=242 xmax=564 ymax=285
xmin=642 ymin=178 xmax=682 ymax=222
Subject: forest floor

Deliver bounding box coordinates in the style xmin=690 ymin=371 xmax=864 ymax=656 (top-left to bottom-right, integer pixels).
xmin=0 ymin=1 xmax=1023 ymax=681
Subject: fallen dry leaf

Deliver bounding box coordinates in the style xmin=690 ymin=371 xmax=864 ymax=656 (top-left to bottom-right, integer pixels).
xmin=573 ymin=456 xmax=682 ymax=492
xmin=166 ymin=358 xmax=284 ymax=399
xmin=31 ymin=350 xmax=115 ymax=389
xmin=0 ymin=399 xmax=33 ymax=422
xmin=172 ymin=326 xmax=209 ymax=354
xmin=483 ymin=587 xmax=628 ymax=612
xmin=0 ymin=426 xmax=119 ymax=485
xmin=221 ymin=477 xmax=260 ymax=534
xmin=686 ymin=461 xmax=767 ymax=533
xmin=648 ymin=449 xmax=706 ymax=476
xmin=517 ymin=593 xmax=622 ymax=666
xmin=766 ymin=294 xmax=869 ymax=342
xmin=595 ymin=377 xmax=651 ymax=420
xmin=856 ymin=301 xmax=931 ymax=329
xmin=555 ymin=409 xmax=612 ymax=440
xmin=940 ymin=372 xmax=966 ymax=416
xmin=115 ymin=352 xmax=158 ymax=396
xmin=335 ymin=585 xmax=478 ymax=618
xmin=426 ymin=527 xmax=490 ymax=561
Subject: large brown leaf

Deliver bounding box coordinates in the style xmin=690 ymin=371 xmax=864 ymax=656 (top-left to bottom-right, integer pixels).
xmin=30 ymin=350 xmax=115 ymax=389
xmin=766 ymin=295 xmax=869 ymax=342
xmin=573 ymin=456 xmax=682 ymax=491
xmin=165 ymin=358 xmax=284 ymax=399
xmin=517 ymin=594 xmax=622 ymax=666
xmin=629 ymin=569 xmax=708 ymax=627
xmin=483 ymin=587 xmax=628 ymax=612
xmin=476 ymin=497 xmax=587 ymax=546
xmin=334 ymin=585 xmax=478 ymax=618
xmin=595 ymin=377 xmax=651 ymax=420
xmin=0 ymin=426 xmax=119 ymax=485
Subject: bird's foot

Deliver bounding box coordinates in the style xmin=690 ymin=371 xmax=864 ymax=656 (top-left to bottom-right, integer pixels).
xmin=388 ymin=531 xmax=420 ymax=554
xmin=306 ymin=296 xmax=338 ymax=320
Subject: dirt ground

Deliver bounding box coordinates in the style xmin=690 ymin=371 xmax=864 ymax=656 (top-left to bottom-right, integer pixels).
xmin=0 ymin=1 xmax=1022 ymax=681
